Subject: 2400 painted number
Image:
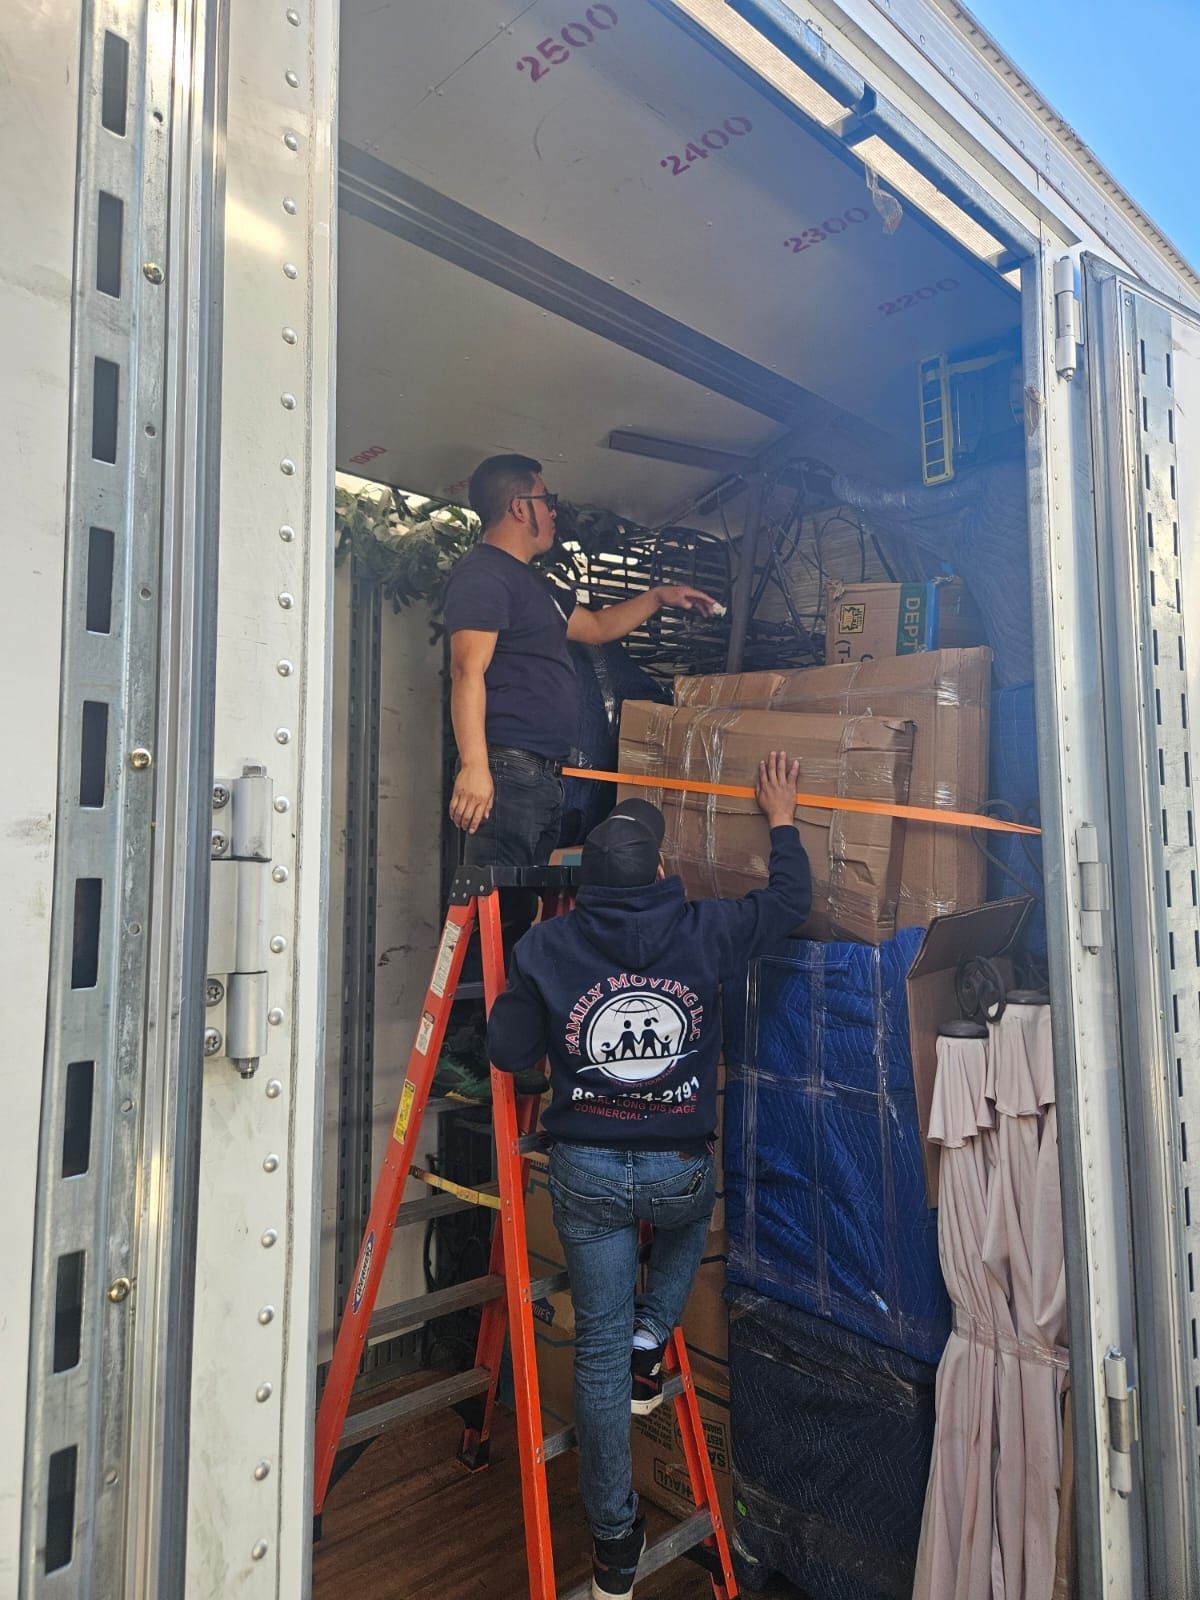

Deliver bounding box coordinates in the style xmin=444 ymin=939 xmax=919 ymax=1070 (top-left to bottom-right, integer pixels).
xmin=661 ymin=117 xmax=753 ymax=174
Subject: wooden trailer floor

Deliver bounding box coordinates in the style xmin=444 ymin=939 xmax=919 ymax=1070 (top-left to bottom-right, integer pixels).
xmin=313 ymin=1374 xmax=803 ymax=1599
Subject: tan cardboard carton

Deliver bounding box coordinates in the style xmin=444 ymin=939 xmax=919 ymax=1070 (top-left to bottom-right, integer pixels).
xmin=618 ymin=703 xmax=914 ymax=945
xmin=631 ymin=1372 xmax=733 ymax=1528
xmin=825 ymin=577 xmax=983 ymax=665
xmin=675 ymin=648 xmax=991 ymax=928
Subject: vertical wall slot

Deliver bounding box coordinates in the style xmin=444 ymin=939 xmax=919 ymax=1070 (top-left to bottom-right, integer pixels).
xmin=62 ymin=1062 xmax=94 ymax=1178
xmin=70 ymin=880 xmax=102 ymax=990
xmin=100 ymin=33 xmax=128 ymax=136
xmin=79 ymin=702 xmax=108 ymax=809
xmin=96 ymin=193 xmax=123 ymax=298
xmin=86 ymin=528 xmax=115 ymax=633
xmin=91 ymin=359 xmax=119 ymax=465
xmin=44 ymin=1447 xmax=78 ymax=1573
xmin=53 ymin=1253 xmax=85 ymax=1373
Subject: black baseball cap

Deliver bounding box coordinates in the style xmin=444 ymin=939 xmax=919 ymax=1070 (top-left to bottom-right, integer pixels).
xmin=580 ymin=799 xmax=666 ymax=888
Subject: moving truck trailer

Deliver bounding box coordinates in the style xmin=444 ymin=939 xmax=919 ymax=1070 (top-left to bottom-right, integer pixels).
xmin=4 ymin=1 xmax=1200 ymax=1595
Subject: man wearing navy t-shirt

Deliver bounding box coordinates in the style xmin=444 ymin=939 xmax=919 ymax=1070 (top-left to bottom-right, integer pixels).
xmin=443 ymin=454 xmax=714 ymax=876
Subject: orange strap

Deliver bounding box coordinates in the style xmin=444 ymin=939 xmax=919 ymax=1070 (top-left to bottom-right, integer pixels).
xmin=561 ymin=766 xmax=1041 ymax=837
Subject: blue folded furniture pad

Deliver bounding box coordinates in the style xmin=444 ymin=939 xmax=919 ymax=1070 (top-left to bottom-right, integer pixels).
xmin=724 ymin=929 xmax=949 ymax=1364
xmin=729 ymin=1288 xmax=936 ymax=1599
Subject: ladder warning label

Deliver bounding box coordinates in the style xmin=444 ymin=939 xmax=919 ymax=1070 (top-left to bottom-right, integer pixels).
xmin=393 ymin=1080 xmax=417 ymax=1144
xmin=430 ymin=923 xmax=462 ymax=997
xmin=415 ymin=1011 xmax=435 ymax=1058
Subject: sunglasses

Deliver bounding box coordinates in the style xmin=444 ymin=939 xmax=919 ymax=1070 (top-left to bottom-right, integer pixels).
xmin=517 ymin=492 xmax=559 ymax=512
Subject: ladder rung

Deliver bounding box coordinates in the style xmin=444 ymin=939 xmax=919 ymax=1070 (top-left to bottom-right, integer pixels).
xmin=393 ymin=1187 xmax=500 ymax=1229
xmin=541 ymin=1374 xmax=682 ymax=1464
xmin=558 ymin=1510 xmax=715 ymax=1600
xmin=541 ymin=1421 xmax=577 ymax=1462
xmin=340 ymin=1367 xmax=492 ymax=1448
xmin=529 ymin=1269 xmax=569 ymax=1299
xmin=367 ymin=1275 xmax=504 ymax=1341
xmin=366 ymin=1268 xmax=567 ymax=1343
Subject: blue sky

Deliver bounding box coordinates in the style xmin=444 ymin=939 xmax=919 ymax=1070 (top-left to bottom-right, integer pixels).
xmin=963 ymin=0 xmax=1200 ymax=271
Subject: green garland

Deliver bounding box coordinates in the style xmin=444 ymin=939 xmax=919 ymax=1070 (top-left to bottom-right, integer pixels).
xmin=334 ymin=482 xmax=649 ymax=634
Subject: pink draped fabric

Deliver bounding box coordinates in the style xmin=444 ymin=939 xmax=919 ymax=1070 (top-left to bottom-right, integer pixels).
xmin=914 ymin=1004 xmax=1068 ymax=1600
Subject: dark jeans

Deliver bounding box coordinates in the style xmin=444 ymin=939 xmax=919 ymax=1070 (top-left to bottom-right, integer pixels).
xmin=549 ymin=1142 xmax=717 ymax=1540
xmin=462 ymin=747 xmax=563 ymax=946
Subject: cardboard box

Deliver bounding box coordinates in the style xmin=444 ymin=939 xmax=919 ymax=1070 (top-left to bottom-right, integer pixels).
xmin=631 ymin=1372 xmax=733 ymax=1529
xmin=535 ymin=1327 xmax=576 ymax=1425
xmin=618 ymin=702 xmax=914 ymax=945
xmin=675 ymin=648 xmax=991 ymax=928
xmin=905 ymin=897 xmax=1032 ymax=1204
xmin=826 ymin=577 xmax=983 ymax=665
xmin=681 ymin=1256 xmax=729 ymax=1381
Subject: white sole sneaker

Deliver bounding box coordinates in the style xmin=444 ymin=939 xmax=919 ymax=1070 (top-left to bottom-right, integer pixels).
xmin=591 ymin=1529 xmax=646 ymax=1600
xmin=629 ymin=1390 xmax=665 ymax=1417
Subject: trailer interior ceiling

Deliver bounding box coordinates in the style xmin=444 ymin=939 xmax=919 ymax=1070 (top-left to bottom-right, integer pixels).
xmin=337 ymin=0 xmax=1024 ymax=517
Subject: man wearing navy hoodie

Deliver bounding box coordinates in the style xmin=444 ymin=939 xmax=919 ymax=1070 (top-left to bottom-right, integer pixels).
xmin=488 ymin=753 xmax=812 ymax=1600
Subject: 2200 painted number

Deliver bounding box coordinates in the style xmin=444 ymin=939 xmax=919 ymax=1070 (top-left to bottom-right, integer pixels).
xmin=516 ymin=5 xmax=618 ymax=82
xmin=784 ymin=206 xmax=870 ymax=252
xmin=879 ymin=277 xmax=959 ymax=316
xmin=661 ymin=116 xmax=753 ymax=174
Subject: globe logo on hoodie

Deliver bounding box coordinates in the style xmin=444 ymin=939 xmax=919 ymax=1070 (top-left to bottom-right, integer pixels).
xmin=581 ymin=992 xmax=696 ymax=1086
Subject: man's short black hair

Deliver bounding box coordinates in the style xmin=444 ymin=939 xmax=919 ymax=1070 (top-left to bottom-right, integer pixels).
xmin=468 ymin=454 xmax=543 ymax=530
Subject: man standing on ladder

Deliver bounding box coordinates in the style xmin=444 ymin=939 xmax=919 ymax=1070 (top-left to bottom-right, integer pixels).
xmin=444 ymin=454 xmax=715 ymax=913
xmin=487 ymin=756 xmax=811 ymax=1599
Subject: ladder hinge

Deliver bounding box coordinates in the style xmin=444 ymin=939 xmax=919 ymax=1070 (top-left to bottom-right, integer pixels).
xmin=1075 ymin=823 xmax=1110 ymax=952
xmin=1054 ymin=256 xmax=1081 ymax=379
xmin=1104 ymin=1347 xmax=1139 ymax=1497
xmin=207 ymin=764 xmax=274 ymax=1077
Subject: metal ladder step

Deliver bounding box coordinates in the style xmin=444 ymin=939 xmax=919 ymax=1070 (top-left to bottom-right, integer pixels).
xmin=541 ymin=1375 xmax=683 ymax=1464
xmin=557 ymin=1510 xmax=715 ymax=1600
xmin=341 ymin=1367 xmax=493 ymax=1448
xmin=394 ymin=1184 xmax=501 ymax=1229
xmin=367 ymin=1269 xmax=570 ymax=1343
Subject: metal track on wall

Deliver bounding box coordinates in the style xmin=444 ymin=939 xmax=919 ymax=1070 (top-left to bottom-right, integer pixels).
xmin=335 ymin=573 xmax=382 ymax=1330
xmin=1089 ymin=258 xmax=1200 ymax=1593
xmin=22 ymin=5 xmax=172 ymax=1592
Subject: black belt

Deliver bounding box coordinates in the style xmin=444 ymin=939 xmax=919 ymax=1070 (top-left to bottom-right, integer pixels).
xmin=489 ymin=745 xmax=566 ymax=777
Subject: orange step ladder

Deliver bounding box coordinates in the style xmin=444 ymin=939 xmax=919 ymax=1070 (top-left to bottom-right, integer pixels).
xmin=313 ymin=863 xmax=738 ymax=1599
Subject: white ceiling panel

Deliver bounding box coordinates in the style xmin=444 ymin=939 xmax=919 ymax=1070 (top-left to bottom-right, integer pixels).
xmin=337 ymin=210 xmax=782 ymax=519
xmin=340 ymin=0 xmax=1020 ymax=445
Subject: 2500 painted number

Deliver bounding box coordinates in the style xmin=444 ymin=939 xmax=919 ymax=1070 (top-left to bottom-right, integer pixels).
xmin=516 ymin=5 xmax=618 ymax=82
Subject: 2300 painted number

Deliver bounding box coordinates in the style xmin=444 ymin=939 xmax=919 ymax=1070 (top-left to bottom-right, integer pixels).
xmin=783 ymin=207 xmax=870 ymax=252
xmin=661 ymin=116 xmax=753 ymax=174
xmin=516 ymin=5 xmax=618 ymax=82
xmin=879 ymin=277 xmax=959 ymax=316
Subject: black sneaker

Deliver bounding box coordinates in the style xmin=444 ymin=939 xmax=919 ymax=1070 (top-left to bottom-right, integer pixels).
xmin=630 ymin=1341 xmax=667 ymax=1415
xmin=591 ymin=1516 xmax=646 ymax=1600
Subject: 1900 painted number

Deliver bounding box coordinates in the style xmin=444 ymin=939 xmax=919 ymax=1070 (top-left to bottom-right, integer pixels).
xmin=516 ymin=5 xmax=618 ymax=82
xmin=661 ymin=116 xmax=753 ymax=174
xmin=783 ymin=206 xmax=870 ymax=253
xmin=879 ymin=277 xmax=960 ymax=316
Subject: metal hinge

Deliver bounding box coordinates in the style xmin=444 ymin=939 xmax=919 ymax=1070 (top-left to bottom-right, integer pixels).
xmin=207 ymin=763 xmax=273 ymax=1077
xmin=1104 ymin=1347 xmax=1139 ymax=1497
xmin=1076 ymin=823 xmax=1110 ymax=952
xmin=1054 ymin=256 xmax=1081 ymax=380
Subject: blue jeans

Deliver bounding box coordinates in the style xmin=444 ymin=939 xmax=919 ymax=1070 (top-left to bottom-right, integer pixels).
xmin=548 ymin=1142 xmax=716 ymax=1541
